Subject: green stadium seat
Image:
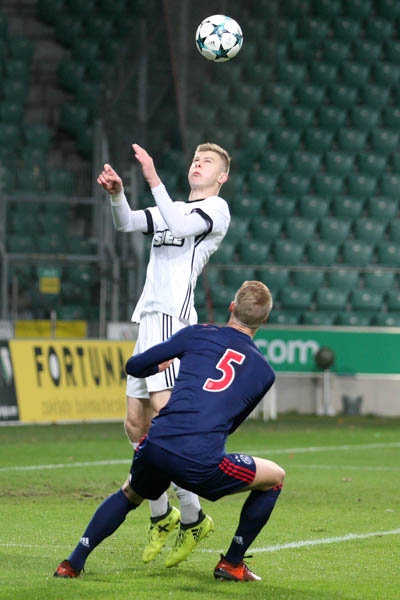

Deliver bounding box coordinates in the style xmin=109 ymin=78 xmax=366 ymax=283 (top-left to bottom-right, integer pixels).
xmin=276 ymin=18 xmax=298 ymax=40
xmin=232 ymin=195 xmax=263 ymax=218
xmin=326 ymin=268 xmax=360 ymax=290
xmin=276 ymin=61 xmax=306 ymax=86
xmin=209 ymin=241 xmax=237 ymax=264
xmin=333 ymin=18 xmax=362 ymax=41
xmin=7 ymin=233 xmax=37 ymax=253
xmin=314 ymin=0 xmax=342 ymax=18
xmin=341 ymin=62 xmax=370 ymax=87
xmin=296 ymin=84 xmax=326 ymax=108
xmin=373 ymin=313 xmax=400 ymax=327
xmin=270 ymin=128 xmax=301 ymax=153
xmin=231 ymin=83 xmax=262 ymax=108
xmin=225 ymin=216 xmax=249 ymax=242
xmin=256 ymin=267 xmax=289 ymax=296
xmin=238 ymin=240 xmax=270 ymax=264
xmin=285 ymin=216 xmax=316 ymax=242
xmin=85 ymin=15 xmax=115 ymax=40
xmin=309 ymin=62 xmax=338 ymax=86
xmin=372 ymin=62 xmax=400 ymax=87
xmin=299 ymin=195 xmax=330 ymax=218
xmin=353 ymin=40 xmax=383 ymax=64
xmin=58 ymin=59 xmax=86 ymax=93
xmin=380 ymin=174 xmax=400 ymax=198
xmin=376 ymin=241 xmax=400 ymax=266
xmin=363 ymin=84 xmax=391 ymax=110
xmin=23 ymin=124 xmax=52 ymax=151
xmin=303 ymin=128 xmax=334 ymax=152
xmin=223 ymin=172 xmax=246 ymax=196
xmin=319 ymin=217 xmax=352 ymax=243
xmin=289 ymin=39 xmax=316 ymax=63
xmin=385 ymin=40 xmax=400 ymax=64
xmin=60 ymin=103 xmax=89 ymax=135
xmin=272 ymin=239 xmax=304 ymax=265
xmin=252 ymin=106 xmax=281 ymax=129
xmin=336 ymin=128 xmax=367 ymax=153
xmin=383 ymin=107 xmax=400 ymax=133
xmin=363 ymin=270 xmax=395 ymax=291
xmin=385 ymin=290 xmax=400 ymax=311
xmin=365 ymin=18 xmax=394 ymax=42
xmin=324 ymin=152 xmax=354 ymax=176
xmin=284 ymin=105 xmax=314 ymax=131
xmin=315 ymin=287 xmax=348 ymax=311
xmin=313 ymin=173 xmax=344 ymax=196
xmin=68 ymin=237 xmax=97 ymax=255
xmin=265 ymin=83 xmax=294 ymax=107
xmin=302 ymin=311 xmax=337 ymax=326
xmin=250 ymin=217 xmax=283 ymax=241
xmin=244 ymin=62 xmax=273 ymax=86
xmin=332 ymin=195 xmax=364 ymax=218
xmin=366 ymin=196 xmax=398 ymax=220
xmin=353 ymin=218 xmax=386 ymax=243
xmin=280 ymin=286 xmax=313 ymax=310
xmin=268 ymin=310 xmax=302 ymax=325
xmin=370 ymin=129 xmax=399 ymax=155
xmin=3 ymin=79 xmax=28 ymax=104
xmin=307 ymin=240 xmax=338 ymax=265
xmin=285 ymin=0 xmax=312 ymax=17
xmin=357 ymin=153 xmax=387 ymax=177
xmin=347 ymin=173 xmax=377 ymax=197
xmin=322 ymin=40 xmax=350 ymax=65
xmin=259 ymin=151 xmax=288 ymax=174
xmin=279 ymin=173 xmax=310 ymax=197
xmin=350 ymin=106 xmax=381 ymax=131
xmin=0 ymin=101 xmax=24 ymax=124
xmin=218 ymin=105 xmax=249 ymax=131
xmin=350 ymin=289 xmax=383 ymax=312
xmin=248 ymin=172 xmax=277 ymax=197
xmin=55 ymin=16 xmax=83 ymax=48
xmin=317 ymin=105 xmax=347 ymax=131
xmin=223 ymin=267 xmax=256 ymax=289
xmin=36 ymin=233 xmax=66 ymax=253
xmin=336 ymin=312 xmax=373 ymax=326
xmin=265 ymin=195 xmax=296 ymax=218
xmin=299 ymin=17 xmax=330 ymax=41
xmin=387 ymin=220 xmax=400 ymax=242
xmin=341 ymin=240 xmax=373 ymax=266
xmin=291 ymin=151 xmax=321 ymax=176
xmin=16 ymin=166 xmax=46 ymax=191
xmin=241 ymin=128 xmax=268 ymax=157
xmin=292 ymin=268 xmax=325 ymax=290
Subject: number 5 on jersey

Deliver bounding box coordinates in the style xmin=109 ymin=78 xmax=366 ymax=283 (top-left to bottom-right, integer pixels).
xmin=203 ymin=349 xmax=245 ymax=392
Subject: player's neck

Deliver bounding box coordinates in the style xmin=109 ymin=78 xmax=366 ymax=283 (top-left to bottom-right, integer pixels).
xmin=188 ymin=185 xmax=220 ymax=202
xmin=227 ymin=317 xmax=256 ymax=338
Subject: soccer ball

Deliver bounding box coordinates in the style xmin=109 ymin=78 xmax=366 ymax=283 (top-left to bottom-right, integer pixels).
xmin=195 ymin=15 xmax=243 ymax=62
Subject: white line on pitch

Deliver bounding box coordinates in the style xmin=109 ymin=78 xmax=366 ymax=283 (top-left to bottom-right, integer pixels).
xmin=287 ymin=464 xmax=400 ymax=471
xmin=0 ymin=442 xmax=399 ymax=473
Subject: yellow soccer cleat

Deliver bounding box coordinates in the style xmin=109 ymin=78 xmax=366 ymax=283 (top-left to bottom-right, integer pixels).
xmin=165 ymin=513 xmax=214 ymax=567
xmin=142 ymin=506 xmax=181 ymax=563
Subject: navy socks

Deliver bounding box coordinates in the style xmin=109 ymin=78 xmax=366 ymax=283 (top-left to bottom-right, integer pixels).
xmin=68 ymin=489 xmax=137 ymax=571
xmin=225 ymin=485 xmax=283 ymax=564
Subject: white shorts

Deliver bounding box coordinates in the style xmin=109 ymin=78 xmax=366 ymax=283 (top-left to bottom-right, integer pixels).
xmin=126 ymin=312 xmax=189 ymax=399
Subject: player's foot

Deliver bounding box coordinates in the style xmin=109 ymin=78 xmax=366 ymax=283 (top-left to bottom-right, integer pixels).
xmin=54 ymin=559 xmax=81 ymax=578
xmin=142 ymin=505 xmax=181 ymax=563
xmin=165 ymin=512 xmax=214 ymax=567
xmin=214 ymin=554 xmax=262 ymax=582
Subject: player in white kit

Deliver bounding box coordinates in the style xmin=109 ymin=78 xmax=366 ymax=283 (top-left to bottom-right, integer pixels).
xmin=97 ymin=142 xmax=231 ymax=566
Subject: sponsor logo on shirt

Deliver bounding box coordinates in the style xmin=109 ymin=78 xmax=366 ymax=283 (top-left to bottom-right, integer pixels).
xmin=153 ymin=230 xmax=184 ymax=247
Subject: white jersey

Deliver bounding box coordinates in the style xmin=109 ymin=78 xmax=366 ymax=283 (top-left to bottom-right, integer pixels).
xmin=132 ymin=195 xmax=230 ymax=323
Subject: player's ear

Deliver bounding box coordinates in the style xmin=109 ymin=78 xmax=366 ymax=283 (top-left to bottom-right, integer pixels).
xmin=218 ymin=172 xmax=229 ymax=185
xmin=228 ymin=301 xmax=235 ymax=313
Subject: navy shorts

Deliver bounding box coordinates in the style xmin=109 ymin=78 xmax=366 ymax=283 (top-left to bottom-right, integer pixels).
xmin=129 ymin=437 xmax=256 ymax=502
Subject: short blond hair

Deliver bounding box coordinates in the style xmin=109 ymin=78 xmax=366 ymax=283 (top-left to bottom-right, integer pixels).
xmin=232 ymin=281 xmax=273 ymax=329
xmin=195 ymin=142 xmax=231 ymax=174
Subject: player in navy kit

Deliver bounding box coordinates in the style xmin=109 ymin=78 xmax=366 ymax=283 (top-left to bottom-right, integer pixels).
xmin=97 ymin=142 xmax=231 ymax=565
xmin=54 ymin=281 xmax=285 ymax=581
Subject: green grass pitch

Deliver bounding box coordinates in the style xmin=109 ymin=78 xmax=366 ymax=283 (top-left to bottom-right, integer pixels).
xmin=0 ymin=415 xmax=399 ymax=600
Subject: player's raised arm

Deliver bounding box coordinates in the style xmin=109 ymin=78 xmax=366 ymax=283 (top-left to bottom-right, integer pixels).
xmin=97 ymin=163 xmax=123 ymax=195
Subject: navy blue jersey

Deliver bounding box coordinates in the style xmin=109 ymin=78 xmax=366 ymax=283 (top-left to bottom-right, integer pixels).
xmin=126 ymin=324 xmax=275 ymax=469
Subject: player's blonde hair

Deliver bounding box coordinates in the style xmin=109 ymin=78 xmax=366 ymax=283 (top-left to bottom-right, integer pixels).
xmin=232 ymin=280 xmax=273 ymax=329
xmin=195 ymin=142 xmax=231 ymax=174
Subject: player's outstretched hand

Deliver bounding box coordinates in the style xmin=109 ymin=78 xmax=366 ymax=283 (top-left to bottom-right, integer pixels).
xmin=97 ymin=164 xmax=123 ymax=195
xmin=132 ymin=143 xmax=161 ymax=189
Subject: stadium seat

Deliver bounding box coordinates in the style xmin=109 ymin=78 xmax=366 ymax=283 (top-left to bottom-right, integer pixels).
xmin=302 ymin=311 xmax=337 ymax=326
xmin=299 ymin=17 xmax=330 ymax=41
xmin=336 ymin=128 xmax=367 ymax=153
xmin=279 ymin=173 xmax=310 ymax=197
xmin=333 ymin=17 xmax=362 ymax=42
xmin=250 ymin=217 xmax=283 ymax=241
xmin=324 ymin=152 xmax=354 ymax=176
xmin=331 ymin=195 xmax=365 ymax=218
xmin=225 ymin=216 xmax=249 ymax=241
xmin=270 ymin=128 xmax=301 ymax=153
xmin=357 ymin=153 xmax=387 ymax=177
xmin=370 ymin=129 xmax=399 ymax=155
xmin=272 ymin=239 xmax=304 ymax=265
xmin=372 ymin=62 xmax=400 ymax=87
xmin=350 ymin=289 xmax=383 ymax=312
xmin=313 ymin=173 xmax=344 ymax=196
xmin=0 ymin=101 xmax=24 ymax=124
xmin=36 ymin=233 xmax=66 ymax=253
xmin=291 ymin=151 xmax=321 ymax=176
xmin=385 ymin=290 xmax=400 ymax=311
xmin=361 ymin=84 xmax=390 ymax=109
xmin=242 ymin=128 xmax=268 ymax=157
xmin=328 ymin=84 xmax=359 ymax=110
xmin=252 ymin=106 xmax=281 ymax=129
xmin=307 ymin=240 xmax=338 ymax=266
xmin=218 ymin=105 xmax=249 ymax=131
xmin=353 ymin=40 xmax=382 ymax=65
xmin=284 ymin=106 xmax=314 ymax=131
xmin=292 ymin=269 xmax=325 ymax=290
xmin=365 ymin=18 xmax=394 ymax=42
xmin=244 ymin=62 xmax=273 ymax=86
xmin=317 ymin=105 xmax=347 ymax=131
xmin=259 ymin=151 xmax=289 ymax=174
xmin=387 ymin=220 xmax=400 ymax=242
xmin=256 ymin=266 xmax=290 ymax=294
xmin=289 ymin=39 xmax=317 ymax=63
xmin=209 ymin=241 xmax=236 ymax=264
xmin=372 ymin=313 xmax=400 ymax=327
xmin=353 ymin=218 xmax=386 ymax=243
xmin=276 ymin=61 xmax=306 ymax=85
xmin=326 ymin=268 xmax=360 ymax=290
xmin=341 ymin=240 xmax=374 ymax=266
xmin=376 ymin=241 xmax=400 ymax=267
xmin=303 ymin=128 xmax=334 ymax=152
xmin=223 ymin=267 xmax=256 ymax=289
xmin=366 ymin=196 xmax=399 ymax=224
xmin=285 ymin=217 xmax=316 ymax=242
xmin=346 ymin=173 xmax=377 ymax=198
xmin=60 ymin=103 xmax=89 ymax=135
xmin=385 ymin=39 xmax=400 ymax=65
xmin=322 ymin=40 xmax=350 ymax=65
xmin=314 ymin=0 xmax=341 ymax=18
xmin=232 ymin=196 xmax=263 ymax=218
xmin=380 ymin=174 xmax=400 ymax=198
xmin=265 ymin=195 xmax=296 ymax=218
xmin=363 ymin=270 xmax=395 ymax=291
xmin=296 ymin=83 xmax=326 ymax=108
xmin=265 ymin=83 xmax=294 ymax=107
xmin=7 ymin=233 xmax=37 ymax=253
xmin=47 ymin=168 xmax=75 ymax=194
xmin=279 ymin=286 xmax=313 ymax=310
xmin=247 ymin=172 xmax=277 ymax=197
xmin=55 ymin=16 xmax=83 ymax=48
xmin=319 ymin=217 xmax=352 ymax=243
xmin=315 ymin=287 xmax=348 ymax=311
xmin=377 ymin=0 xmax=400 ymax=18
xmin=268 ymin=310 xmax=302 ymax=325
xmin=298 ymin=195 xmax=330 ymax=218
xmin=309 ymin=62 xmax=338 ymax=86
xmin=336 ymin=312 xmax=372 ymax=326
xmin=238 ymin=240 xmax=270 ymax=265
xmin=350 ymin=106 xmax=381 ymax=131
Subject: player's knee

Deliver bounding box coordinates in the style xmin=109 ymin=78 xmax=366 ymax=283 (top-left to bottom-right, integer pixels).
xmin=275 ymin=464 xmax=286 ymax=486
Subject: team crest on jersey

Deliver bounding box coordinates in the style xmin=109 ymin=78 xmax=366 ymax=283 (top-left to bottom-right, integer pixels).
xmin=153 ymin=230 xmax=184 ymax=247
